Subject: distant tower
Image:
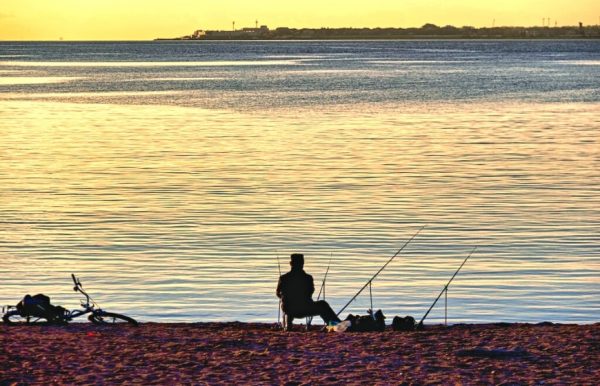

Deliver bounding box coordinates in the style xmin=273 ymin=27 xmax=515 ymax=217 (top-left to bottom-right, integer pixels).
xmin=256 ymin=20 xmax=258 ymax=29
xmin=542 ymin=18 xmax=545 ymax=27
xmin=547 ymin=18 xmax=550 ymax=27
xmin=233 ymin=21 xmax=235 ymax=31
xmin=492 ymin=18 xmax=495 ymax=27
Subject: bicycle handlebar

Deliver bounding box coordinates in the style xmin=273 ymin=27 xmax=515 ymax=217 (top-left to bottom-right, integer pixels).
xmin=70 ymin=274 xmax=93 ymax=307
xmin=71 ymin=273 xmax=82 ymax=291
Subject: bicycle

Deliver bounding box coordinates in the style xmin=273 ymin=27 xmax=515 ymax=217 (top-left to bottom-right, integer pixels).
xmin=2 ymin=274 xmax=138 ymax=326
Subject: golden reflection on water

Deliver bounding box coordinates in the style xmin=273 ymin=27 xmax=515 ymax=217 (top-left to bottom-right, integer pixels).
xmin=0 ymin=100 xmax=598 ymax=323
xmin=0 ymin=77 xmax=81 ymax=85
xmin=0 ymin=60 xmax=303 ymax=67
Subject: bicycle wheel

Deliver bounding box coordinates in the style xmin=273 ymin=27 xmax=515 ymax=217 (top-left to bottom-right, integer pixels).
xmin=89 ymin=311 xmax=138 ymax=326
xmin=3 ymin=310 xmax=51 ymax=325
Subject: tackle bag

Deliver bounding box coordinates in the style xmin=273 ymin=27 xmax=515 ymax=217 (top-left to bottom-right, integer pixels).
xmin=392 ymin=315 xmax=416 ymax=331
xmin=345 ymin=309 xmax=386 ymax=332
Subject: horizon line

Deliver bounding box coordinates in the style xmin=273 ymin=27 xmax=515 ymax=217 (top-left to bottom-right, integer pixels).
xmin=2 ymin=23 xmax=599 ymax=42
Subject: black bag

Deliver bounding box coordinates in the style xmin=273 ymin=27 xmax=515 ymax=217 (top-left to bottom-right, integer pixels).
xmin=16 ymin=294 xmax=66 ymax=321
xmin=392 ymin=315 xmax=416 ymax=331
xmin=346 ymin=309 xmax=386 ymax=332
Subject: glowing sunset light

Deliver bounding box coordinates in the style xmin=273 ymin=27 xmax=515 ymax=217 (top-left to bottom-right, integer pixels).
xmin=1 ymin=0 xmax=598 ymax=40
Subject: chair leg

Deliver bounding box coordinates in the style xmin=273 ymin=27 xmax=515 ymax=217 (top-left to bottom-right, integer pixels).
xmin=282 ymin=314 xmax=312 ymax=332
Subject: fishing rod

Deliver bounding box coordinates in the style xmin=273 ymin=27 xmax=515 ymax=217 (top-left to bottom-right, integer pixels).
xmin=277 ymin=252 xmax=282 ymax=276
xmin=308 ymin=252 xmax=334 ymax=326
xmin=277 ymin=252 xmax=282 ymax=328
xmin=336 ymin=225 xmax=425 ymax=317
xmin=418 ymin=246 xmax=477 ymax=327
xmin=316 ymin=252 xmax=333 ymax=301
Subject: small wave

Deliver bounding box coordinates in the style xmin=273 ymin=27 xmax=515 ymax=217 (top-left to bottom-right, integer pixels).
xmin=0 ymin=60 xmax=303 ymax=67
xmin=558 ymin=60 xmax=600 ymax=66
xmin=124 ymin=77 xmax=227 ymax=82
xmin=0 ymin=77 xmax=82 ymax=85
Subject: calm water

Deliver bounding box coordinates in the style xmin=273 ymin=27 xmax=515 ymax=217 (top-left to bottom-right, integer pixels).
xmin=0 ymin=41 xmax=599 ymax=324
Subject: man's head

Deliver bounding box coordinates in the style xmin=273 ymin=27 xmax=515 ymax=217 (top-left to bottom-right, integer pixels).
xmin=290 ymin=253 xmax=304 ymax=269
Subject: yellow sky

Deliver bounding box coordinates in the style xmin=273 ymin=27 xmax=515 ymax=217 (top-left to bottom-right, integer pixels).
xmin=1 ymin=0 xmax=598 ymax=40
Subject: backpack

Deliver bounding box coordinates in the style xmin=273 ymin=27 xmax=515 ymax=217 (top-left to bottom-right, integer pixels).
xmin=16 ymin=294 xmax=67 ymax=322
xmin=392 ymin=315 xmax=416 ymax=331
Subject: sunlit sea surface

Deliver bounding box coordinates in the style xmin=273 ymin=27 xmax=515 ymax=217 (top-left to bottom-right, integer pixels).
xmin=1 ymin=41 xmax=599 ymax=324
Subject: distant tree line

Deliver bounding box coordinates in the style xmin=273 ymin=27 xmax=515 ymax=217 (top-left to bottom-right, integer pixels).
xmin=160 ymin=23 xmax=600 ymax=40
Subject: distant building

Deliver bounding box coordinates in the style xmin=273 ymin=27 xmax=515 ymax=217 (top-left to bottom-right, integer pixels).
xmin=241 ymin=25 xmax=269 ymax=33
xmin=203 ymin=25 xmax=269 ymax=39
xmin=192 ymin=30 xmax=206 ymax=39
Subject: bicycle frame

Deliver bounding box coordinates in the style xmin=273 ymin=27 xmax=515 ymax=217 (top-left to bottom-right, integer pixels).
xmin=66 ymin=307 xmax=92 ymax=320
xmin=62 ymin=274 xmax=102 ymax=321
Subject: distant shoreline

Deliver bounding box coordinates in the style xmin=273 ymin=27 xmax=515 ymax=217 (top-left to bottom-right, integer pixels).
xmin=1 ymin=38 xmax=599 ymax=43
xmin=154 ymin=36 xmax=599 ymax=41
xmin=157 ymin=24 xmax=600 ymax=41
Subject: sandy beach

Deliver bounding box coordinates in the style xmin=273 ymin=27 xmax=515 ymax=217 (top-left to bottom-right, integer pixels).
xmin=1 ymin=322 xmax=598 ymax=385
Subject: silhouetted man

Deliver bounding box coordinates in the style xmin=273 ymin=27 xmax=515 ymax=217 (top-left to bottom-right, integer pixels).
xmin=276 ymin=253 xmax=341 ymax=330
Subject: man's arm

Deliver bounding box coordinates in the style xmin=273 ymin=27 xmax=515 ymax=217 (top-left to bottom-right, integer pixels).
xmin=308 ymin=274 xmax=315 ymax=297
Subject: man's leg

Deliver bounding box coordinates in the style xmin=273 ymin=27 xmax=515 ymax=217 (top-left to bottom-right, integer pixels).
xmin=313 ymin=300 xmax=341 ymax=325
